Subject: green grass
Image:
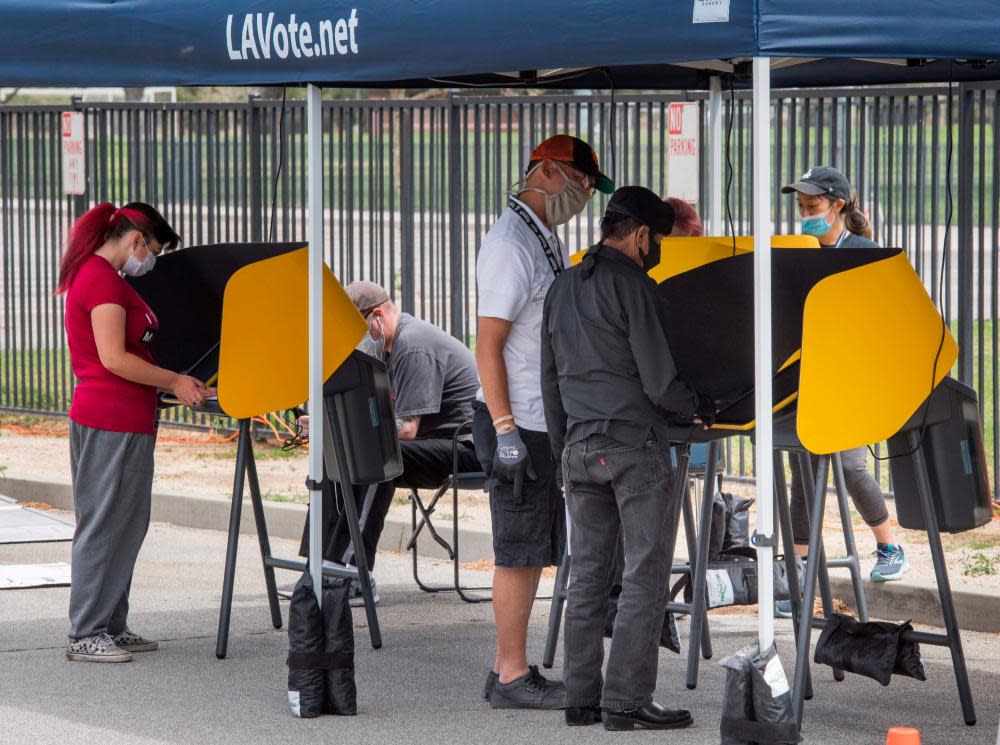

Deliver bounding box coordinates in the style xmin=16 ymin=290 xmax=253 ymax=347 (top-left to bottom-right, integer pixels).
xmin=961 ymin=551 xmax=999 ymax=577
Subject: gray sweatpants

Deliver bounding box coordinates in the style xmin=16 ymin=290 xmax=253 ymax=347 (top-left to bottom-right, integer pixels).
xmin=69 ymin=421 xmax=155 ymax=639
xmin=789 ymin=446 xmax=889 ymax=546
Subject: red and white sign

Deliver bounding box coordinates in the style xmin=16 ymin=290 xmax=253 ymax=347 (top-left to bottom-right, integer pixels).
xmin=667 ymin=102 xmax=699 ymax=203
xmin=61 ymin=112 xmax=85 ymax=196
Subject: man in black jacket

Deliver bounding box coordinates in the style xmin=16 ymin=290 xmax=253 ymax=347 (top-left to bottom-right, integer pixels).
xmin=541 ymin=186 xmax=712 ymax=731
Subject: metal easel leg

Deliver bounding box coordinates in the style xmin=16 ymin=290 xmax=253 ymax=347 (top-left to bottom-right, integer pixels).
xmin=792 ymin=454 xmax=830 ymax=726
xmin=245 ymin=432 xmax=282 ymax=630
xmin=675 ymin=446 xmax=711 ymax=661
xmin=542 ymin=537 xmax=570 ymax=669
xmin=798 ymin=453 xmax=843 ymax=682
xmin=685 ymin=439 xmax=719 ymax=690
xmin=907 ymin=431 xmax=976 ymax=726
xmin=216 ymin=419 xmax=250 ymax=659
xmin=831 ymin=452 xmax=869 ymax=622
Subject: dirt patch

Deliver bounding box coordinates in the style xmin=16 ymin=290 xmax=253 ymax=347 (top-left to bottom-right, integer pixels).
xmin=3 ymin=412 xmax=999 ymax=593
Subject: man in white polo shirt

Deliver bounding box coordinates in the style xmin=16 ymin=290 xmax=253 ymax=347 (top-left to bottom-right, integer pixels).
xmin=473 ymin=135 xmax=613 ymax=709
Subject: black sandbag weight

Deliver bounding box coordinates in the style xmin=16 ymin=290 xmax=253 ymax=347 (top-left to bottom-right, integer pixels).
xmin=287 ymin=574 xmax=327 ymax=718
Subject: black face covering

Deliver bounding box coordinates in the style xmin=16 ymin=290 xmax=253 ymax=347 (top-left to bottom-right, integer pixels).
xmin=640 ymin=228 xmax=662 ymax=272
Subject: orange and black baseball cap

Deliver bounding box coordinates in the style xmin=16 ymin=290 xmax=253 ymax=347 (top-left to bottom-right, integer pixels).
xmin=528 ymin=135 xmax=614 ymax=195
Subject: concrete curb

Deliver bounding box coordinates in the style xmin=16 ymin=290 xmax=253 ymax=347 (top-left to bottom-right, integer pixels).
xmin=4 ymin=476 xmax=999 ymax=632
xmin=0 ymin=476 xmax=497 ymax=565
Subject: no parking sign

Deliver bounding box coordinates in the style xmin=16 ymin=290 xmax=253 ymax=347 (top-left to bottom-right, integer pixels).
xmin=61 ymin=111 xmax=85 ymax=196
xmin=667 ymin=102 xmax=699 ymax=203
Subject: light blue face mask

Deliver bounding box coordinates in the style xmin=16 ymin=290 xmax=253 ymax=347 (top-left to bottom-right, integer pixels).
xmin=800 ymin=206 xmax=834 ymax=238
xmin=357 ymin=316 xmax=386 ymax=360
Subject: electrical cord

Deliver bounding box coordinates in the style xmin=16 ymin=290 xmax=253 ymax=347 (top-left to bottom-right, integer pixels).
xmin=725 ymin=74 xmax=737 ymax=256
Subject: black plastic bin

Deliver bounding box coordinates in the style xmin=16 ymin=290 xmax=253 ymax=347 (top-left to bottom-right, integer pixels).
xmin=887 ymin=376 xmax=992 ymax=533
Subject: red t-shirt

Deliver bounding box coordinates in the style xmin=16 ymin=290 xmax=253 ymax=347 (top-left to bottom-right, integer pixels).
xmin=65 ymin=254 xmax=159 ymax=434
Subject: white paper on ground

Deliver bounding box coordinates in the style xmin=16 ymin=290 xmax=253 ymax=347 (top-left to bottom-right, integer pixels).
xmin=0 ymin=504 xmax=75 ymax=544
xmin=0 ymin=562 xmax=72 ymax=589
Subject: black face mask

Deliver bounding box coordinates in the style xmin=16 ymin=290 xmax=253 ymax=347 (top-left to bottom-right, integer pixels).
xmin=640 ymin=229 xmax=662 ymax=272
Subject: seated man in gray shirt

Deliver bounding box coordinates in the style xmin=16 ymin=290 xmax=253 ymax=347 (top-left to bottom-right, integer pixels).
xmin=301 ymin=281 xmax=480 ymax=604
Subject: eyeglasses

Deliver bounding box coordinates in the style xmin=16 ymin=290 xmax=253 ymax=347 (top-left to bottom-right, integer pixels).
xmin=555 ymin=162 xmax=596 ymax=196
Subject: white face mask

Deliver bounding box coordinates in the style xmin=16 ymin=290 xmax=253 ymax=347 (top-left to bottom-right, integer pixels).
xmin=518 ymin=162 xmax=592 ymax=226
xmin=357 ymin=315 xmax=386 ymax=360
xmin=122 ymin=237 xmax=157 ymax=277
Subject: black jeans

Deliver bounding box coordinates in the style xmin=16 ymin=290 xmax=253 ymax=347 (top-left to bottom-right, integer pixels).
xmin=300 ymin=437 xmax=479 ymax=569
xmin=562 ymin=434 xmax=679 ymax=711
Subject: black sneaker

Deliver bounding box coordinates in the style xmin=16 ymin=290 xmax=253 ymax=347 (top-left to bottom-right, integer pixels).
xmin=489 ymin=666 xmax=566 ymax=710
xmin=483 ymin=670 xmax=499 ymax=700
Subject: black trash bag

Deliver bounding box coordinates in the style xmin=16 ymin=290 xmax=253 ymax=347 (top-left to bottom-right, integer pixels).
xmin=772 ymin=554 xmax=806 ymax=603
xmin=287 ymin=573 xmax=326 ymax=718
xmin=720 ymin=643 xmax=800 ymax=745
xmin=322 ymin=578 xmax=358 ymax=715
xmin=660 ymin=611 xmax=682 ymax=654
xmin=722 ymin=494 xmax=755 ymax=553
xmin=813 ymin=613 xmax=925 ymax=686
xmin=709 ymin=492 xmax=728 ymax=560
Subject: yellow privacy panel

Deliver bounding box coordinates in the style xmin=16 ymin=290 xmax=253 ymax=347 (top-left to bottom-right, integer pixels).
xmin=797 ymin=252 xmax=958 ymax=454
xmin=217 ymin=247 xmax=366 ymax=419
xmin=568 ymin=235 xmax=819 ymax=283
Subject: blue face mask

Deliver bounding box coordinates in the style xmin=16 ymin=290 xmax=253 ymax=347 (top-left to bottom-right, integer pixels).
xmin=800 ymin=206 xmax=834 ymax=238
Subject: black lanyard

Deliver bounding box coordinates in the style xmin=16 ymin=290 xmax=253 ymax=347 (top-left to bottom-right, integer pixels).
xmin=508 ymin=197 xmax=564 ymax=277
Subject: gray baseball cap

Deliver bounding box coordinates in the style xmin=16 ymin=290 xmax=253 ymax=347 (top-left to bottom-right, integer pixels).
xmin=345 ymin=280 xmax=390 ymax=316
xmin=781 ymin=166 xmax=851 ymax=202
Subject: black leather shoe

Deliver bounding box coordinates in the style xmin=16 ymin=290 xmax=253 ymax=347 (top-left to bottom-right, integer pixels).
xmin=602 ymin=702 xmax=693 ymax=731
xmin=565 ymin=705 xmax=602 ymax=726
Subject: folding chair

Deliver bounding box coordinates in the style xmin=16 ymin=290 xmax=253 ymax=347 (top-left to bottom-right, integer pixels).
xmin=406 ymin=421 xmax=492 ymax=603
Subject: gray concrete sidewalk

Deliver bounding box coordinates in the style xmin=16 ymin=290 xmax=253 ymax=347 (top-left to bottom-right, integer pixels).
xmin=2 ymin=516 xmax=999 ymax=744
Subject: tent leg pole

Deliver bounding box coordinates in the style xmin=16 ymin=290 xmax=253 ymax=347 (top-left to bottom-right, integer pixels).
xmin=751 ymin=55 xmax=776 ymax=655
xmin=707 ymin=76 xmax=724 ymax=235
xmin=908 ymin=431 xmax=976 ymax=725
xmin=216 ymin=419 xmax=249 ymax=659
xmin=306 ymin=82 xmax=325 ymax=605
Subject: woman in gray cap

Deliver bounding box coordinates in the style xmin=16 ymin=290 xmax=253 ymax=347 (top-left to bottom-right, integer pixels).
xmin=779 ymin=167 xmax=907 ymax=617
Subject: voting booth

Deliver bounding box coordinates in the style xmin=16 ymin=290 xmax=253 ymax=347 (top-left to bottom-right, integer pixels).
xmin=553 ymin=235 xmax=982 ymax=723
xmin=129 ymin=243 xmax=400 ymax=658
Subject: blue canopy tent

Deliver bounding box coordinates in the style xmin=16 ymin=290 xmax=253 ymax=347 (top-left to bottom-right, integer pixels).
xmin=3 ymin=0 xmax=998 ymax=730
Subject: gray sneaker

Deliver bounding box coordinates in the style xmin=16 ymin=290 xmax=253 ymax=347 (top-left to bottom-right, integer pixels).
xmin=112 ymin=629 xmax=159 ymax=652
xmin=871 ymin=544 xmax=909 ymax=582
xmin=489 ymin=666 xmax=566 ymax=710
xmin=348 ymin=576 xmax=380 ymax=607
xmin=483 ymin=670 xmax=499 ymax=700
xmin=66 ymin=632 xmax=132 ymax=663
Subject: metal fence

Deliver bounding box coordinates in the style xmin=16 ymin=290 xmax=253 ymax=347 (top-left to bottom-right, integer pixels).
xmin=2 ymin=86 xmax=999 ymax=493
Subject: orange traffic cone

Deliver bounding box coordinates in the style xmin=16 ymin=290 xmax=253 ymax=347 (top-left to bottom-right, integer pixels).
xmin=886 ymin=727 xmax=920 ymax=745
